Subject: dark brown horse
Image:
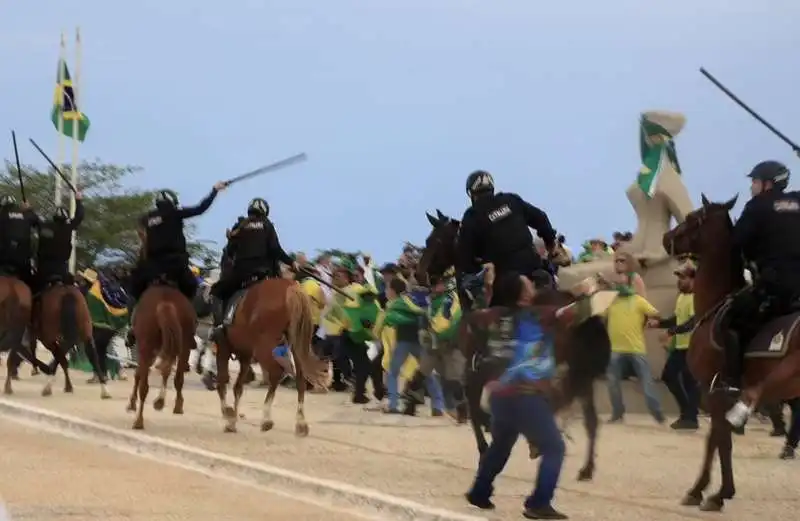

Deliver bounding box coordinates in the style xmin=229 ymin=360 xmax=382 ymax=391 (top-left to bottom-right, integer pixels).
xmin=126 ymin=282 xmax=197 ymax=430
xmin=0 ymin=274 xmax=38 ymax=395
xmin=417 ymin=210 xmax=611 ymax=481
xmin=214 ymin=277 xmax=328 ymax=435
xmin=33 ymin=282 xmax=110 ymax=399
xmin=663 ymin=195 xmax=800 ymax=512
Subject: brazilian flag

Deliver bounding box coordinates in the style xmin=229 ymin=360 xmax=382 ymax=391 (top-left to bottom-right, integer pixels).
xmin=51 ymin=59 xmax=90 ymax=141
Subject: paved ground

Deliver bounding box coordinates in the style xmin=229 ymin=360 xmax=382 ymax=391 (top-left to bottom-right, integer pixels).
xmin=0 ymin=420 xmax=363 ymax=521
xmin=1 ymin=364 xmax=799 ymax=520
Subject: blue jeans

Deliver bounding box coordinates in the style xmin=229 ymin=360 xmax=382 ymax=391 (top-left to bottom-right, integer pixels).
xmin=387 ymin=340 xmax=444 ymax=411
xmin=606 ymin=352 xmax=662 ymax=419
xmin=469 ymin=393 xmax=565 ymax=509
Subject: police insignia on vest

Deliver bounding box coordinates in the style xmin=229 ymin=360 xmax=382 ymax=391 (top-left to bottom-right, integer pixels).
xmin=773 ymin=199 xmax=800 ymax=212
xmin=488 ymin=205 xmax=511 ymax=222
xmin=147 ymin=216 xmax=163 ymax=226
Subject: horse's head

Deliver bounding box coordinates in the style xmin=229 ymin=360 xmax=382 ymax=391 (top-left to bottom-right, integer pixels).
xmin=663 ymin=193 xmax=738 ymax=258
xmin=416 ymin=209 xmax=460 ymax=285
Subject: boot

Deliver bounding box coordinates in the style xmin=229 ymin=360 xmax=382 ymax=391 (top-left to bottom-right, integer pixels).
xmin=124 ymin=299 xmax=137 ymax=347
xmin=402 ymin=371 xmax=426 ymax=416
xmin=720 ymin=330 xmax=743 ymax=393
xmin=210 ymin=298 xmax=228 ymax=344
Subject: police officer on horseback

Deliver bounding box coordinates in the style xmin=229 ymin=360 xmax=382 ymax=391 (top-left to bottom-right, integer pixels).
xmin=210 ymin=197 xmax=297 ymax=341
xmin=721 ymin=160 xmax=800 ymax=395
xmin=35 ymin=193 xmax=84 ymax=291
xmin=126 ymin=182 xmax=225 ymax=346
xmin=0 ymin=194 xmax=39 ymax=286
xmin=456 ymin=170 xmax=559 ymax=308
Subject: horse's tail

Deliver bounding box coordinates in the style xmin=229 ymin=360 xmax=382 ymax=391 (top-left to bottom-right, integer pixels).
xmin=155 ymin=301 xmax=182 ymax=372
xmin=59 ymin=292 xmax=80 ymax=353
xmin=285 ymin=283 xmax=325 ymax=386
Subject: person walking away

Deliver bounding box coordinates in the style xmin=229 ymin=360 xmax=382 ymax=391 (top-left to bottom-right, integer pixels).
xmin=603 ymin=260 xmax=665 ymax=424
xmin=652 ymin=260 xmax=700 ymax=430
xmin=465 ymin=273 xmax=568 ymax=519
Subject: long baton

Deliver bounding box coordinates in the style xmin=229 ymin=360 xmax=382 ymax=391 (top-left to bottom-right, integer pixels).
xmin=28 ymin=138 xmax=78 ymax=193
xmin=700 ymin=67 xmax=800 ymax=153
xmin=299 ymin=266 xmax=355 ymax=301
xmin=223 ymin=153 xmax=308 ymax=187
xmin=10 ymin=130 xmax=26 ymax=202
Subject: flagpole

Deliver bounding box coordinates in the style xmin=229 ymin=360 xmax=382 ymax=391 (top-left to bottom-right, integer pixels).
xmin=55 ymin=32 xmax=66 ymax=208
xmin=68 ymin=26 xmax=82 ymax=274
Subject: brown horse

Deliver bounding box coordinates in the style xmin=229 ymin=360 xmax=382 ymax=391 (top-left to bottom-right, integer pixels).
xmin=0 ymin=274 xmax=39 ymax=395
xmin=214 ymin=277 xmax=328 ymax=435
xmin=417 ymin=210 xmax=611 ymax=481
xmin=664 ymin=194 xmax=800 ymax=512
xmin=33 ymin=282 xmax=110 ymax=399
xmin=126 ymin=282 xmax=197 ymax=430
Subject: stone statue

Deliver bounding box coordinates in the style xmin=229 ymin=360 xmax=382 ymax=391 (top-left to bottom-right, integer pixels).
xmin=558 ymin=110 xmax=694 ymax=372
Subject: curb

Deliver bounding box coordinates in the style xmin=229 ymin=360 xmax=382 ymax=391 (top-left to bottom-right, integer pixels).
xmin=0 ymin=399 xmax=487 ymax=521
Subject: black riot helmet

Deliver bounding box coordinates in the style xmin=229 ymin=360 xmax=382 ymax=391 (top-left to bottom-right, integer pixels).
xmin=465 ymin=170 xmax=495 ymax=200
xmin=247 ymin=197 xmax=269 ymax=217
xmin=154 ymin=189 xmax=179 ymax=211
xmin=747 ymin=161 xmax=790 ymax=192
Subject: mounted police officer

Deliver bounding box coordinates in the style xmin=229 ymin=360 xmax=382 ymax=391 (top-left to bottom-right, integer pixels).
xmin=456 ymin=170 xmax=559 ymax=309
xmin=210 ymin=197 xmax=297 ymax=341
xmin=126 ymin=182 xmax=225 ymax=346
xmin=0 ymin=194 xmax=39 ymax=286
xmin=722 ymin=160 xmax=800 ymax=403
xmin=35 ymin=192 xmax=84 ymax=291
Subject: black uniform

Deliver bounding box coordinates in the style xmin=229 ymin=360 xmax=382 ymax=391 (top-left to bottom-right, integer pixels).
xmin=130 ymin=188 xmax=218 ymax=303
xmin=456 ymin=191 xmax=556 ymax=306
xmin=723 ymin=188 xmax=800 ymax=386
xmin=36 ymin=200 xmax=84 ymax=289
xmin=0 ymin=203 xmax=40 ymax=285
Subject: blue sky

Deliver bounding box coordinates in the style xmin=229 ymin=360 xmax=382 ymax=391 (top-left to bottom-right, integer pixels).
xmin=3 ymin=1 xmax=799 ymax=262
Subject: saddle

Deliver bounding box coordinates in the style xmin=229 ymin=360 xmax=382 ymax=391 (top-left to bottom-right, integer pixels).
xmin=711 ymin=300 xmax=800 ymax=359
xmin=222 ymin=273 xmax=270 ymax=326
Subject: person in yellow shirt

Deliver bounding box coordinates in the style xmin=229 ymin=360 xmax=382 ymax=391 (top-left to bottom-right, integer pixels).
xmin=604 ymin=286 xmax=665 ymax=424
xmin=651 ymin=261 xmax=699 ymax=430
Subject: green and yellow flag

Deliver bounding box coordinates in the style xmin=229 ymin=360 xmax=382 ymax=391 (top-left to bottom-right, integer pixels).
xmin=51 ymin=58 xmax=90 ymax=141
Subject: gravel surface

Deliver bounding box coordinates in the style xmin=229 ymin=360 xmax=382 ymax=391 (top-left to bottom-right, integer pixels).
xmin=2 ymin=366 xmax=799 ymax=520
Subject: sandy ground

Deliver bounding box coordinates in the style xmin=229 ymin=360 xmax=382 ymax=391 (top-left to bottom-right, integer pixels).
xmin=1 ymin=364 xmax=799 ymax=520
xmin=0 ymin=420 xmax=365 ymax=521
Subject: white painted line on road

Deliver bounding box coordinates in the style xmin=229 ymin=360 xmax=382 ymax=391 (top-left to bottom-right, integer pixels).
xmin=0 ymin=399 xmax=488 ymax=521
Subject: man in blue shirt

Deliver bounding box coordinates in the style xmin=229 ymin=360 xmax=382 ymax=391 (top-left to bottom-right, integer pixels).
xmin=465 ymin=273 xmax=567 ymax=520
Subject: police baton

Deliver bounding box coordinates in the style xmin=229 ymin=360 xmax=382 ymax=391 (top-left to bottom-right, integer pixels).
xmin=298 ymin=266 xmax=355 ymax=301
xmin=28 ymin=138 xmax=78 ymax=193
xmin=222 ymin=153 xmax=308 ymax=188
xmin=10 ymin=130 xmax=26 ymax=203
xmin=700 ymin=68 xmax=800 ymax=154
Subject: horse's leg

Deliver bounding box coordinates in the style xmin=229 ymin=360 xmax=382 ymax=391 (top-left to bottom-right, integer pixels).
xmin=682 ymin=394 xmax=719 ymax=506
xmin=700 ymin=414 xmax=735 ymax=512
xmin=3 ymin=347 xmax=15 ymax=394
xmin=293 ymin=353 xmax=309 ymax=437
xmin=465 ymin=370 xmax=489 ymax=455
xmin=133 ymin=354 xmax=151 ymax=430
xmin=577 ymin=389 xmax=599 ymax=482
xmin=153 ymin=365 xmax=170 ymax=412
xmin=83 ymin=336 xmax=111 ymax=400
xmin=260 ymin=367 xmax=280 ymax=432
xmin=172 ymin=343 xmax=190 ymax=415
xmin=41 ymin=343 xmax=62 ymax=396
xmin=216 ymin=340 xmax=236 ymax=432
xmin=127 ymin=366 xmax=141 ymax=412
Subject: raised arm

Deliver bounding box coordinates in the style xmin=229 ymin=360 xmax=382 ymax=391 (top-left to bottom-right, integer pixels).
xmin=70 ymin=197 xmax=85 ymax=230
xmin=176 ymin=188 xmax=219 ymax=219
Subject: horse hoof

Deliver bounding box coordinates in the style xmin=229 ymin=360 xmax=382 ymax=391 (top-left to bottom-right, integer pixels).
xmin=222 ymin=406 xmax=236 ymax=419
xmin=576 ymin=467 xmax=594 ymax=482
xmin=132 ymin=421 xmax=144 ymax=430
xmin=699 ymin=498 xmax=723 ymax=512
xmin=224 ymin=425 xmax=237 ymax=433
xmin=681 ymin=493 xmax=703 ymax=507
xmin=101 ymin=392 xmax=112 ymax=400
xmin=153 ymin=398 xmax=165 ymax=411
xmin=295 ymin=423 xmax=309 ymax=437
xmin=3 ymin=386 xmax=13 ymax=396
xmin=64 ymin=386 xmax=74 ymax=393
xmin=173 ymin=407 xmax=184 ymax=415
xmin=261 ymin=420 xmax=275 ymax=432
xmin=41 ymin=387 xmax=52 ymax=397
xmin=126 ymin=403 xmax=136 ymax=412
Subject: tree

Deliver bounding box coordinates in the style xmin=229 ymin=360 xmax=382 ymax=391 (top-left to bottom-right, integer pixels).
xmin=0 ymin=160 xmax=219 ymax=269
